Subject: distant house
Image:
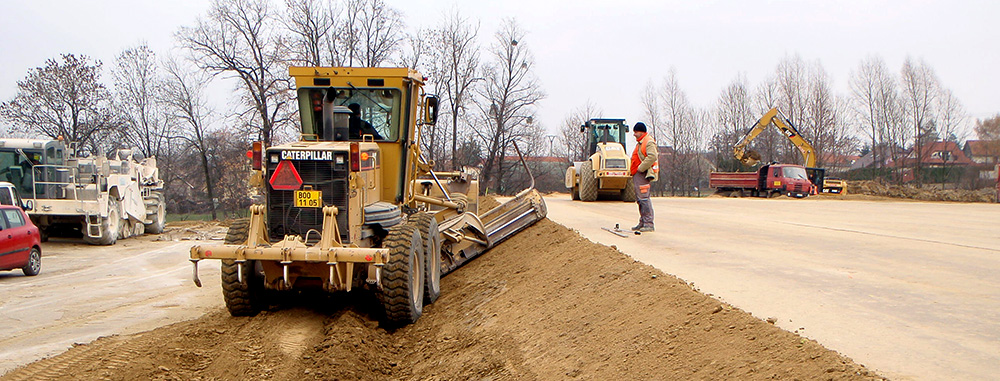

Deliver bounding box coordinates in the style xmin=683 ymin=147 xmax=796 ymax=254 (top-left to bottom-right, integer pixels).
xmin=891 ymin=141 xmax=973 ymax=168
xmin=963 ymin=140 xmax=1000 ymax=180
xmin=821 ymin=153 xmax=860 ymax=173
xmin=850 ymin=145 xmax=901 ymax=170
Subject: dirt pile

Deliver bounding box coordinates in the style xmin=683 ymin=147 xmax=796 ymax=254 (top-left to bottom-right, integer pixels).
xmin=156 ymin=221 xmax=228 ymax=241
xmin=850 ymin=180 xmax=996 ymax=203
xmin=3 ymin=213 xmax=884 ymax=380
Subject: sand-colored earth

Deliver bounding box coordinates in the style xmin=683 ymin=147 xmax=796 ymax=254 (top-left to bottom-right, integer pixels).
xmin=2 ymin=197 xmax=884 ymax=380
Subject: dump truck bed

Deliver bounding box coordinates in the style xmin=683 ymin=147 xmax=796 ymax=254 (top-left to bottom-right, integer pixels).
xmin=709 ymin=172 xmax=758 ymax=190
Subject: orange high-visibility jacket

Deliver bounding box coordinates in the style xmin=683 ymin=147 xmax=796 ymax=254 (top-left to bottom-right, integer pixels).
xmin=630 ymin=132 xmax=659 ymax=181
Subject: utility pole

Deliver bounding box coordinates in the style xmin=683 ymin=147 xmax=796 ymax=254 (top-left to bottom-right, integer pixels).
xmin=546 ymin=135 xmax=555 ymax=156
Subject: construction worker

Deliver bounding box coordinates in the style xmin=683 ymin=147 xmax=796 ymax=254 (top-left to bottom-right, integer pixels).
xmin=629 ymin=122 xmax=658 ymax=232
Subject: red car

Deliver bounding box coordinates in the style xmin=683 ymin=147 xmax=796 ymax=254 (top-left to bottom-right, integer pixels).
xmin=0 ymin=205 xmax=41 ymax=276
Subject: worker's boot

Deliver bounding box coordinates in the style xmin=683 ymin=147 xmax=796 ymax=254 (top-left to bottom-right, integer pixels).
xmin=639 ymin=226 xmax=655 ymax=232
xmin=631 ymin=224 xmax=643 ymax=231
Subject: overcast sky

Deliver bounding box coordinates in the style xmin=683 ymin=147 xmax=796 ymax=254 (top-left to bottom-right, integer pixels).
xmin=1 ymin=0 xmax=997 ymax=142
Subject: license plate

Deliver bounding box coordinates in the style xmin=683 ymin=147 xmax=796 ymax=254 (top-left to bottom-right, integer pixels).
xmin=294 ymin=190 xmax=322 ymax=208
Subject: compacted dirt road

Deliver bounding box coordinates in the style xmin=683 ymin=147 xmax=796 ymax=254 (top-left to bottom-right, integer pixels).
xmin=0 ymin=199 xmax=889 ymax=380
xmin=0 ymin=225 xmax=226 ymax=375
xmin=544 ymin=194 xmax=1000 ymax=380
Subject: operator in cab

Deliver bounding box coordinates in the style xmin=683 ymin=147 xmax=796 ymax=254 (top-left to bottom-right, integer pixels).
xmin=348 ymin=103 xmax=384 ymax=140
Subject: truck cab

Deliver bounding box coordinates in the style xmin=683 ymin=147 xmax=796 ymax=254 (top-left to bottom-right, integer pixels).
xmin=759 ymin=164 xmax=815 ymax=198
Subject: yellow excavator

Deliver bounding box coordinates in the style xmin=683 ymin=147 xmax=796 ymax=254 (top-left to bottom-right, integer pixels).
xmin=734 ymin=107 xmax=846 ymax=194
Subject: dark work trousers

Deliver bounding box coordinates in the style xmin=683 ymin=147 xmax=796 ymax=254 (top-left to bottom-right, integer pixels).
xmin=632 ymin=172 xmax=654 ymax=227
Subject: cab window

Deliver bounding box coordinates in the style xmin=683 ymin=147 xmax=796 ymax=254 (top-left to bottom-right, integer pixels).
xmin=0 ymin=189 xmax=12 ymax=205
xmin=298 ymin=87 xmax=402 ymax=142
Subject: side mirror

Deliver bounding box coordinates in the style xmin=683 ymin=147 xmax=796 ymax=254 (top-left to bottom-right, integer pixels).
xmin=424 ymin=95 xmax=440 ymax=125
xmin=579 ymin=123 xmax=585 ymax=133
xmin=23 ymin=199 xmax=33 ymax=211
xmin=624 ymin=125 xmax=630 ymax=132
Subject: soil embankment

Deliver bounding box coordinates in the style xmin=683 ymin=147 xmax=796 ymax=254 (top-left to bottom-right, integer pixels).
xmin=2 ymin=200 xmax=883 ymax=380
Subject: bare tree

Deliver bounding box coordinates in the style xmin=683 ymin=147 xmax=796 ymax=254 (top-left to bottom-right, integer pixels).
xmin=178 ymin=0 xmax=293 ymax=146
xmin=396 ymin=27 xmax=432 ymax=70
xmin=557 ymin=100 xmax=602 ymax=161
xmin=473 ymin=18 xmax=545 ymax=193
xmin=355 ymin=0 xmax=404 ymax=67
xmin=934 ymin=87 xmax=967 ymax=143
xmin=0 ymin=54 xmax=118 ymax=152
xmin=431 ymin=9 xmax=481 ymax=170
xmin=282 ymin=0 xmax=336 ymax=66
xmin=774 ymin=54 xmax=810 ymax=164
xmin=849 ymin=55 xmax=894 ymax=168
xmin=640 ymin=80 xmax=660 ymax=141
xmin=113 ymin=44 xmax=169 ymax=158
xmin=160 ymin=57 xmax=219 ymax=220
xmin=713 ymin=73 xmax=754 ymax=170
xmin=900 ymin=57 xmax=939 ymax=185
xmin=803 ymin=62 xmax=841 ymax=168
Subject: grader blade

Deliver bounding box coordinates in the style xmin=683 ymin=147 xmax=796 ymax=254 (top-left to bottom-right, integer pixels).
xmin=481 ymin=141 xmax=547 ymax=246
xmin=481 ymin=187 xmax=546 ymax=246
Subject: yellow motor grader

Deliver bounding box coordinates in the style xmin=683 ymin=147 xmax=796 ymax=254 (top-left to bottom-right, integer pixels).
xmin=189 ymin=67 xmax=546 ymax=325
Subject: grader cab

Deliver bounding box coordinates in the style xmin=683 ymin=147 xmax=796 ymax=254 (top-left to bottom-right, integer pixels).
xmin=189 ymin=67 xmax=546 ymax=325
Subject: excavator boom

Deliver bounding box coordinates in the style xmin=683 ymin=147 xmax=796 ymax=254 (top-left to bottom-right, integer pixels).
xmin=733 ymin=108 xmax=816 ymax=168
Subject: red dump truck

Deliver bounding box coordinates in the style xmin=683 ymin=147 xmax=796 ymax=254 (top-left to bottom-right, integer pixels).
xmin=710 ymin=163 xmax=817 ymax=198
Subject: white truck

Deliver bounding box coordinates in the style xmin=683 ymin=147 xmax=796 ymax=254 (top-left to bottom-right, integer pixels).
xmin=0 ymin=139 xmax=165 ymax=244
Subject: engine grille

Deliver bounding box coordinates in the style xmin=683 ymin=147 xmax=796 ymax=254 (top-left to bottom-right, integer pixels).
xmin=266 ymin=155 xmax=350 ymax=243
xmin=604 ymin=159 xmax=627 ymax=169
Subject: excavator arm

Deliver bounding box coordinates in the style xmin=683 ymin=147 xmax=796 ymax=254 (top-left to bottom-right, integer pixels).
xmin=734 ymin=107 xmax=817 ymax=168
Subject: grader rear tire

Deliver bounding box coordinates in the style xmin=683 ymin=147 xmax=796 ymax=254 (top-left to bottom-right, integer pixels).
xmin=579 ymin=161 xmax=598 ymax=202
xmin=378 ymin=225 xmax=425 ymax=326
xmin=410 ymin=212 xmax=441 ymax=305
xmin=220 ymin=218 xmax=263 ymax=317
xmin=622 ymin=177 xmax=637 ymax=202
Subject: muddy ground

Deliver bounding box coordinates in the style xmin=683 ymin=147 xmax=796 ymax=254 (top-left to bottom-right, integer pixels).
xmin=2 ymin=199 xmax=885 ymax=380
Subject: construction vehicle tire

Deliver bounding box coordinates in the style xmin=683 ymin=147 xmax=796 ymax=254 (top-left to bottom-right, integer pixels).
xmin=144 ymin=191 xmax=165 ymax=234
xmin=221 ymin=218 xmax=264 ymax=316
xmin=410 ymin=212 xmax=441 ymax=304
xmin=84 ymin=199 xmax=120 ymax=245
xmin=622 ymin=178 xmax=636 ymax=202
xmin=580 ymin=161 xmax=598 ymax=201
xmin=378 ymin=224 xmax=425 ymax=326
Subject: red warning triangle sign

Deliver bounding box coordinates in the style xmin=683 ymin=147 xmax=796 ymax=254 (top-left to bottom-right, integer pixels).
xmin=269 ymin=160 xmax=303 ymax=190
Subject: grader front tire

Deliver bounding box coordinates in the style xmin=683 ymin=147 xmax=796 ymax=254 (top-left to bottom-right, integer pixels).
xmin=378 ymin=225 xmax=425 ymax=326
xmin=220 ymin=218 xmax=262 ymax=317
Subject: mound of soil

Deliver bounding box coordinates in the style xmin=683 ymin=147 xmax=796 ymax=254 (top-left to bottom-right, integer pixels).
xmin=849 ymin=180 xmax=996 ymax=203
xmin=3 ymin=214 xmax=884 ymax=380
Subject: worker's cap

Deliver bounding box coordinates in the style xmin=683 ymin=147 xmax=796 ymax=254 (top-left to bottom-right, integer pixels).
xmin=633 ymin=122 xmax=647 ymax=132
